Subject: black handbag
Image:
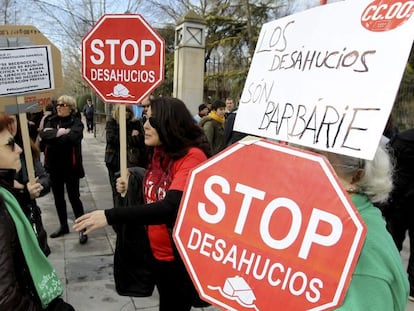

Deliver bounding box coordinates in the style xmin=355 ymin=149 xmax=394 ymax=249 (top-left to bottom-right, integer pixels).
xmin=45 ymin=298 xmax=75 ymax=311
xmin=114 ymin=223 xmax=154 ymax=297
xmin=113 ymin=167 xmax=155 ymax=297
xmin=29 ymin=203 xmax=51 ymax=257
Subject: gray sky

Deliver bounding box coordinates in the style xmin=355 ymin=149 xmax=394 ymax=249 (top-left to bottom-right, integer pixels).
xmin=5 ymin=0 xmax=343 ymax=53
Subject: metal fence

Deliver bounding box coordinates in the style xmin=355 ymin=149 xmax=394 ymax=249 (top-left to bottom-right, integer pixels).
xmin=393 ymin=81 xmax=414 ymax=130
xmin=205 ymin=56 xmax=414 ymax=132
xmin=93 ymin=112 xmax=108 ymax=142
xmin=204 ymin=56 xmax=250 ymax=100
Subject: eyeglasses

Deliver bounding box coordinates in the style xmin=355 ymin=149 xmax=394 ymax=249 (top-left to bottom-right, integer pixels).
xmin=56 ymin=103 xmax=69 ymax=108
xmin=1 ymin=137 xmax=16 ymax=152
xmin=142 ymin=115 xmax=158 ymax=129
xmin=141 ymin=104 xmax=150 ymax=109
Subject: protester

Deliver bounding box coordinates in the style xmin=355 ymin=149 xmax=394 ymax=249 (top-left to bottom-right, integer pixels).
xmin=140 ymin=95 xmax=152 ymax=118
xmin=383 ymin=128 xmax=414 ymax=300
xmin=38 ymin=102 xmax=56 ymax=132
xmin=39 ymin=95 xmax=88 ymax=244
xmin=223 ymin=107 xmax=247 ymax=146
xmin=0 ymin=113 xmax=74 ymax=311
xmin=199 ymin=99 xmax=226 ymax=155
xmin=206 ymin=96 xmax=212 ymax=112
xmin=193 ymin=103 xmax=209 ymax=123
xmin=138 ymin=95 xmax=152 ymax=134
xmin=105 ymin=104 xmax=147 ymax=207
xmin=27 ymin=110 xmax=43 ymax=141
xmin=74 ymin=96 xmax=210 ymax=311
xmin=36 ymin=102 xmax=55 ymax=153
xmin=9 ymin=115 xmax=51 ymax=256
xmin=383 ymin=115 xmax=399 ymax=142
xmin=82 ymin=98 xmax=94 ymax=133
xmin=314 ymin=143 xmax=409 ymax=310
xmin=224 ymin=97 xmax=235 ymax=118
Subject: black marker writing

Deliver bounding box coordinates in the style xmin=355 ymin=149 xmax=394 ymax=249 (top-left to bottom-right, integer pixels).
xmin=256 ymin=19 xmax=376 ymax=73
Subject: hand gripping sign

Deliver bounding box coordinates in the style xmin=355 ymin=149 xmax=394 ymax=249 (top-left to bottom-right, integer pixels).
xmin=173 ymin=139 xmax=367 ymax=311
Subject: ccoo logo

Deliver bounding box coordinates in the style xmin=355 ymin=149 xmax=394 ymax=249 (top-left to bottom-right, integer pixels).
xmin=361 ymin=0 xmax=414 ymax=31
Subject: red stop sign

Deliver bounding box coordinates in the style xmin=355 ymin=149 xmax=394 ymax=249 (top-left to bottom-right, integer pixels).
xmin=82 ymin=14 xmax=165 ymax=104
xmin=173 ymin=139 xmax=367 ymax=311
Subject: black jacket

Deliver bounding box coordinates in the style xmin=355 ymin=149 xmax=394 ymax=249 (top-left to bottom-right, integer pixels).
xmin=0 ymin=169 xmax=42 ymax=311
xmin=389 ymin=128 xmax=414 ymax=204
xmin=0 ymin=169 xmax=74 ymax=311
xmin=82 ymin=104 xmax=94 ymax=120
xmin=223 ymin=109 xmax=247 ymax=146
xmin=39 ymin=114 xmax=84 ymax=178
xmin=105 ymin=117 xmax=147 ymax=169
xmin=14 ymin=155 xmax=51 ymax=256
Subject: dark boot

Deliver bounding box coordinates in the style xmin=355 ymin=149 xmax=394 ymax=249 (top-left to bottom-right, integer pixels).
xmin=49 ymin=225 xmax=69 ymax=238
xmin=79 ymin=229 xmax=88 ymax=244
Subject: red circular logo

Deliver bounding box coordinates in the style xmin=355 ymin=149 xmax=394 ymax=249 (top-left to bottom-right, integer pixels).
xmin=361 ymin=0 xmax=414 ymax=31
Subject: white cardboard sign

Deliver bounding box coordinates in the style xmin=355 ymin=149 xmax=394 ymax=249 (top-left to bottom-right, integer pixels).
xmin=234 ymin=0 xmax=414 ymax=160
xmin=0 ymin=45 xmax=54 ymax=96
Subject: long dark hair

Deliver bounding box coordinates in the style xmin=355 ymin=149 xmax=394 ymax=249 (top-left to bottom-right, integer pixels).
xmin=149 ymin=97 xmax=210 ymax=159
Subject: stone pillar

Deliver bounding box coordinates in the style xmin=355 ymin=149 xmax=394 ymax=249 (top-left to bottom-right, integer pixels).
xmin=173 ymin=11 xmax=206 ymax=115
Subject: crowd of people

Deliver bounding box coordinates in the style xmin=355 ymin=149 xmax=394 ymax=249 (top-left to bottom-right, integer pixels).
xmin=0 ymin=94 xmax=413 ymax=311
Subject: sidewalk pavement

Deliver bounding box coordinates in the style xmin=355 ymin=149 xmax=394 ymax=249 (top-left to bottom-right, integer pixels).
xmin=37 ymin=128 xmax=414 ymax=311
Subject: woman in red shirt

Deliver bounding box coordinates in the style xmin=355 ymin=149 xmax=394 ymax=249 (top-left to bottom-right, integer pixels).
xmin=74 ymin=97 xmax=210 ymax=310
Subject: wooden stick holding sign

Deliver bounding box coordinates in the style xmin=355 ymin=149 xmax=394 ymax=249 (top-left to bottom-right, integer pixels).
xmin=119 ymin=104 xmax=127 ymax=197
xmin=6 ymin=97 xmax=37 ymax=185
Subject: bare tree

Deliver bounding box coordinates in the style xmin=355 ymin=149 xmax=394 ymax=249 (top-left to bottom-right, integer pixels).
xmin=12 ymin=0 xmax=336 ymax=99
xmin=0 ymin=0 xmax=31 ymax=24
xmin=0 ymin=0 xmax=12 ymax=24
xmin=139 ymin=0 xmax=305 ymax=98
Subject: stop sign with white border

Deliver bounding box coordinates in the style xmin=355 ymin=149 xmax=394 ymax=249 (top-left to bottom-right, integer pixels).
xmin=82 ymin=14 xmax=164 ymax=104
xmin=173 ymin=138 xmax=367 ymax=311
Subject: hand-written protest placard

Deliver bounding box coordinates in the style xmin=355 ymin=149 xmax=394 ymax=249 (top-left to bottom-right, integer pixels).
xmin=234 ymin=0 xmax=414 ymax=160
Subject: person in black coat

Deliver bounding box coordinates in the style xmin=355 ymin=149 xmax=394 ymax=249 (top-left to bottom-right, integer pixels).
xmin=39 ymin=95 xmax=88 ymax=244
xmin=74 ymin=97 xmax=210 ymax=310
xmin=0 ymin=113 xmax=74 ymax=311
xmin=9 ymin=115 xmax=51 ymax=256
xmin=384 ymin=128 xmax=414 ymax=299
xmin=105 ymin=104 xmax=147 ymax=207
xmin=223 ymin=108 xmax=247 ymax=146
xmin=82 ymin=98 xmax=94 ymax=133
